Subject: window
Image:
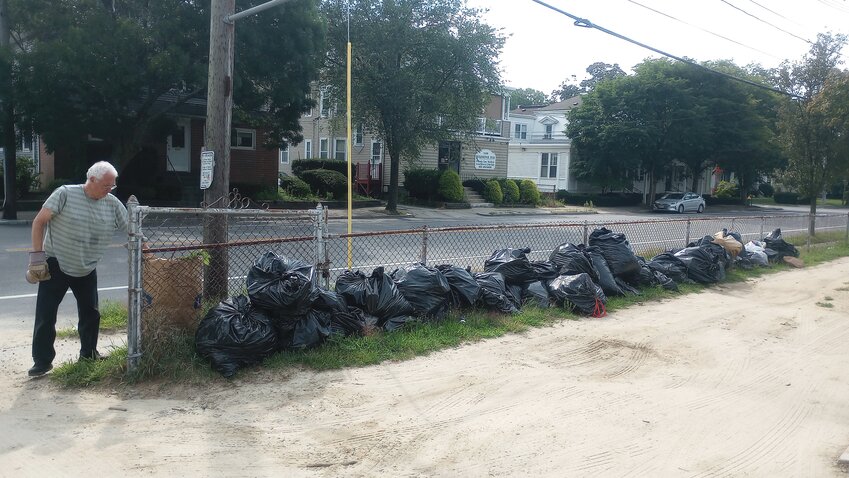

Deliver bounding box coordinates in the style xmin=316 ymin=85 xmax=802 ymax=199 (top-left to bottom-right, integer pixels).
xmin=371 ymin=141 xmax=382 ymax=163
xmin=17 ymin=130 xmax=33 ymax=152
xmin=540 ymin=153 xmax=558 ymax=178
xmin=355 ymin=124 xmax=364 ymax=145
xmin=514 ymin=123 xmax=527 ymax=140
xmin=304 ymin=140 xmax=312 ymax=159
xmin=279 ymin=144 xmax=289 ymax=164
xmin=319 ymin=88 xmax=333 ymax=117
xmin=319 ymin=138 xmax=329 ymax=159
xmin=334 ymin=138 xmax=346 ymax=161
xmin=231 ymin=128 xmax=255 ymax=149
xmin=305 ymin=95 xmax=312 ymax=117
xmin=544 ymin=124 xmax=553 ymax=140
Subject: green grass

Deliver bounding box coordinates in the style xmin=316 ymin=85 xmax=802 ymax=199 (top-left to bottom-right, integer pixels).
xmin=56 ymin=300 xmax=128 ymax=338
xmin=816 ymin=302 xmax=835 ymax=308
xmin=51 ymin=239 xmax=849 ymax=388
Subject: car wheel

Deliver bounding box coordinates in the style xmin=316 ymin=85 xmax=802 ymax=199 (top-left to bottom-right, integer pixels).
xmin=697 ymin=204 xmax=704 ymax=213
xmin=677 ymin=205 xmax=684 ymax=214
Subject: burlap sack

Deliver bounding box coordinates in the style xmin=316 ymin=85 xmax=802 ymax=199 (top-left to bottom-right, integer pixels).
xmin=142 ymin=256 xmax=203 ymax=331
xmin=712 ymin=232 xmax=743 ymax=260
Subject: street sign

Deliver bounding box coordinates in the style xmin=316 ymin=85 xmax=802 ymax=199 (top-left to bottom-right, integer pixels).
xmin=200 ymin=150 xmax=214 ymax=189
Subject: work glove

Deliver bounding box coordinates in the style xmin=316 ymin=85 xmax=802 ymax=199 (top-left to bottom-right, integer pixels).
xmin=26 ymin=251 xmax=51 ymax=284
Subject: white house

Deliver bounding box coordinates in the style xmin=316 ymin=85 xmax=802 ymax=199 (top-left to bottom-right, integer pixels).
xmin=506 ymin=96 xmax=583 ymax=193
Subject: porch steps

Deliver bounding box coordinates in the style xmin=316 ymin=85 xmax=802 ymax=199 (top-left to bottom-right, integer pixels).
xmin=464 ymin=187 xmax=493 ymax=208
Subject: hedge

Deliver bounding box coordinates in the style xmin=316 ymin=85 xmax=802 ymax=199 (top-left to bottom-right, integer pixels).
xmin=484 ymin=180 xmax=503 ymax=205
xmin=774 ymin=192 xmax=811 ymax=205
xmin=298 ymin=169 xmax=349 ymax=200
xmin=519 ymin=180 xmax=541 ymax=205
xmin=291 ymin=159 xmax=353 ymax=178
xmin=404 ymin=168 xmax=442 ymax=202
xmin=556 ymin=191 xmax=642 ymax=207
xmin=703 ymin=195 xmax=743 ymax=206
xmin=500 ymin=179 xmax=520 ymax=204
xmin=279 ymin=175 xmax=312 ymax=198
xmin=438 ymin=170 xmax=464 ymax=202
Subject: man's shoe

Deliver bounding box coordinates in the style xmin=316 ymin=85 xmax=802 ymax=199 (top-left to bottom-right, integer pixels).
xmin=28 ymin=363 xmax=53 ymax=377
xmin=79 ymin=350 xmax=108 ymax=361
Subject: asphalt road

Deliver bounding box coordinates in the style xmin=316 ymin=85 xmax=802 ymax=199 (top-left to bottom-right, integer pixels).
xmin=0 ymin=203 xmax=836 ymax=335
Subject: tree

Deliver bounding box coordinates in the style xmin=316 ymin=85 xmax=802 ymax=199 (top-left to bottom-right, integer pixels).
xmin=10 ymin=0 xmax=323 ymax=174
xmin=509 ymin=87 xmax=547 ymax=108
xmin=551 ymin=62 xmax=626 ymax=102
xmin=321 ymin=0 xmax=504 ymax=213
xmin=775 ymin=32 xmax=849 ymax=234
xmin=0 ymin=0 xmax=18 ymax=219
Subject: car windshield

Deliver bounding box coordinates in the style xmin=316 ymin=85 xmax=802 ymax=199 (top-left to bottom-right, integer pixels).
xmin=660 ymin=193 xmax=684 ymax=200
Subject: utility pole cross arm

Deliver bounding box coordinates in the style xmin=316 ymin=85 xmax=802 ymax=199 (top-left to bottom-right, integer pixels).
xmin=225 ymin=0 xmax=295 ymax=24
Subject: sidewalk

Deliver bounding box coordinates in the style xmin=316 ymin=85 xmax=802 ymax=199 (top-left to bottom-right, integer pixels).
xmin=0 ymin=210 xmax=36 ymax=226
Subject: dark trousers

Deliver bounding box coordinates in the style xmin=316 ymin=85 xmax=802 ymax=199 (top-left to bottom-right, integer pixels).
xmin=32 ymin=257 xmax=100 ymax=365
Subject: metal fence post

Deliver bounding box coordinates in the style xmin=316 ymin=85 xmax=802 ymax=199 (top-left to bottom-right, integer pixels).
xmin=420 ymin=225 xmax=429 ymax=265
xmin=583 ymin=221 xmax=589 ymax=245
xmin=126 ymin=195 xmax=144 ymax=374
xmin=806 ymin=213 xmax=812 ymax=251
xmin=314 ymin=204 xmax=328 ymax=288
xmin=685 ymin=218 xmax=691 ymax=247
xmin=730 ymin=217 xmax=736 ymax=232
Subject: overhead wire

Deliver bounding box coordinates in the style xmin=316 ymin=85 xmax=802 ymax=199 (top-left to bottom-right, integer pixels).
xmin=626 ymin=0 xmax=782 ymax=60
xmin=745 ymin=0 xmax=805 ymax=28
xmin=717 ymin=0 xmax=812 ymax=44
xmin=528 ymin=0 xmax=798 ymax=98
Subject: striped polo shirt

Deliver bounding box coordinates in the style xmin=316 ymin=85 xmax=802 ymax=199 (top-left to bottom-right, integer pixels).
xmin=42 ymin=185 xmax=129 ymax=277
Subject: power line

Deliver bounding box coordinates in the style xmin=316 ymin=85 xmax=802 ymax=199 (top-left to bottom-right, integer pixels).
xmin=528 ymin=0 xmax=797 ymax=98
xmin=626 ymin=0 xmax=782 ymax=60
xmin=718 ymin=0 xmax=812 ymax=44
xmin=745 ymin=0 xmax=805 ymax=28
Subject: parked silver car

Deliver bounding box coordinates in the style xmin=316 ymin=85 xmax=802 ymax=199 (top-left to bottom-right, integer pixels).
xmin=652 ymin=192 xmax=705 ymax=213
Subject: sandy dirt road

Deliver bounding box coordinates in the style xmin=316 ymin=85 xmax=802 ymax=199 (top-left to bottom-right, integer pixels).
xmin=1 ymin=258 xmax=849 ymax=477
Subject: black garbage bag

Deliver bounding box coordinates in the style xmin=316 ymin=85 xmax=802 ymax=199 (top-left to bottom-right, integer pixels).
xmin=474 ymin=272 xmax=519 ymax=314
xmin=383 ymin=315 xmax=417 ymax=332
xmin=632 ymin=256 xmax=677 ymax=291
xmin=694 ymin=235 xmax=732 ymax=268
xmin=647 ymin=252 xmax=692 ymax=284
xmin=484 ymin=247 xmax=538 ymax=285
xmin=547 ymin=273 xmax=607 ymax=317
xmin=763 ymin=228 xmax=800 ymax=260
xmin=530 ymin=260 xmax=560 ymax=281
xmin=615 ymin=277 xmax=641 ymax=295
xmin=549 ymin=243 xmax=599 ymax=282
xmin=368 ymin=267 xmax=415 ymax=319
xmin=673 ymin=246 xmax=723 ymax=284
xmin=435 ymin=264 xmax=481 ymax=308
xmin=521 ymin=280 xmax=551 ymax=308
xmin=588 ymin=227 xmax=640 ymax=280
xmin=391 ymin=264 xmax=452 ymax=320
xmin=652 ymin=269 xmax=678 ymax=291
xmin=284 ymin=309 xmax=331 ymax=350
xmin=586 ymin=246 xmax=624 ymax=296
xmin=312 ymin=288 xmax=348 ymax=314
xmin=246 ymin=251 xmax=315 ymax=320
xmin=195 ymin=295 xmax=281 ymax=378
xmin=334 ymin=270 xmax=372 ymax=308
xmin=329 ymin=307 xmax=369 ymax=337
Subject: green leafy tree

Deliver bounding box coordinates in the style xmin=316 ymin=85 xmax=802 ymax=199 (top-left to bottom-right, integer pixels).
xmin=322 ymin=0 xmax=504 ymax=213
xmin=10 ymin=0 xmax=324 ymax=172
xmin=775 ymin=32 xmax=849 ymax=234
xmin=509 ymin=88 xmax=547 ymax=108
xmin=551 ymin=62 xmax=626 ymax=102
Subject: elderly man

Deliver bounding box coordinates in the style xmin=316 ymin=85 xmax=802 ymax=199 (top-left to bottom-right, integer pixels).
xmin=27 ymin=161 xmax=128 ymax=377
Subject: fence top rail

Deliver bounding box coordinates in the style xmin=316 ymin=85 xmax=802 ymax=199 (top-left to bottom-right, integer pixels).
xmin=138 ymin=205 xmax=322 ymax=218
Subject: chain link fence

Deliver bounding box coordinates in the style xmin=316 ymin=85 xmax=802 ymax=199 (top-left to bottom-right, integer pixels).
xmin=126 ymin=197 xmax=849 ymax=372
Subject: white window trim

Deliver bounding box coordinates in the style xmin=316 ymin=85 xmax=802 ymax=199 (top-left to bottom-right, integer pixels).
xmin=319 ymin=137 xmax=329 ymax=159
xmin=541 ymin=152 xmax=559 ymax=179
xmin=514 ymin=123 xmax=527 ymax=140
xmin=371 ymin=140 xmax=382 ymax=163
xmin=231 ymin=128 xmax=256 ymax=150
xmin=279 ymin=144 xmax=289 ymax=164
xmin=334 ymin=137 xmax=347 ymax=162
xmin=355 ymin=124 xmax=364 ymax=146
xmin=304 ymin=140 xmax=312 ymax=159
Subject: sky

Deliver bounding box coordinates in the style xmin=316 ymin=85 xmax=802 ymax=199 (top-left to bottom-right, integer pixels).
xmin=467 ymin=0 xmax=849 ymax=95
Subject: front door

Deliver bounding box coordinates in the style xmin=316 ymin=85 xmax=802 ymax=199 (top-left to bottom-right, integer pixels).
xmin=438 ymin=141 xmax=461 ymax=174
xmin=167 ymin=119 xmax=191 ymax=172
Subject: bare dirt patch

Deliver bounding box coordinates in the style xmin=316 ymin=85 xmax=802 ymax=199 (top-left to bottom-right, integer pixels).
xmin=2 ymin=258 xmax=849 ymax=477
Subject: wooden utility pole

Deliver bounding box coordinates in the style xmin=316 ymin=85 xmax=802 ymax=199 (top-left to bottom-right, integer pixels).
xmin=0 ymin=0 xmax=18 ymax=220
xmin=201 ymin=0 xmax=235 ymax=301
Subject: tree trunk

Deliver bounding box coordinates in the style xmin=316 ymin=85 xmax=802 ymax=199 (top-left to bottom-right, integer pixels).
xmin=691 ymin=170 xmax=700 ymax=194
xmin=0 ymin=0 xmax=17 ymax=220
xmin=809 ymin=195 xmax=817 ymax=237
xmin=646 ymin=166 xmax=657 ymax=206
xmin=385 ymin=150 xmax=399 ymax=213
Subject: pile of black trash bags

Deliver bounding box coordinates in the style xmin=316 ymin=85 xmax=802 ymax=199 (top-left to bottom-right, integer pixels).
xmin=195 ymin=227 xmax=798 ymax=377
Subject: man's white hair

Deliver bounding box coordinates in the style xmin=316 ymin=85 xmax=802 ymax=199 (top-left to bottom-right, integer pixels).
xmin=87 ymin=161 xmax=119 ymax=181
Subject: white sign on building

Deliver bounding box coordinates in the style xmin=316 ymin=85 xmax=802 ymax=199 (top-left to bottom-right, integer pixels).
xmin=474 ymin=149 xmax=496 ymax=170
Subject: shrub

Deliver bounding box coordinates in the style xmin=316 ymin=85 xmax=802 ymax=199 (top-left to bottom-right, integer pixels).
xmin=299 ymin=169 xmax=349 ymax=200
xmin=773 ymin=191 xmax=799 ymax=204
xmin=758 ymin=183 xmax=774 ymax=197
xmin=519 ymin=180 xmax=541 ymax=205
xmin=484 ymin=179 xmax=503 ymax=205
xmin=713 ymin=180 xmax=739 ymax=199
xmin=404 ymin=168 xmax=442 ymax=202
xmin=291 ymin=159 xmax=352 ymax=178
xmin=279 ymin=175 xmax=312 ymax=198
xmin=501 ymin=179 xmax=520 ymax=204
xmin=437 ymin=170 xmax=464 ymax=202
xmin=0 ymin=156 xmax=41 ymax=198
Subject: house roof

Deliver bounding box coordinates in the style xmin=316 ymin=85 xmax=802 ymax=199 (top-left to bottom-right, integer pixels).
xmin=510 ymin=95 xmax=583 ymax=115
